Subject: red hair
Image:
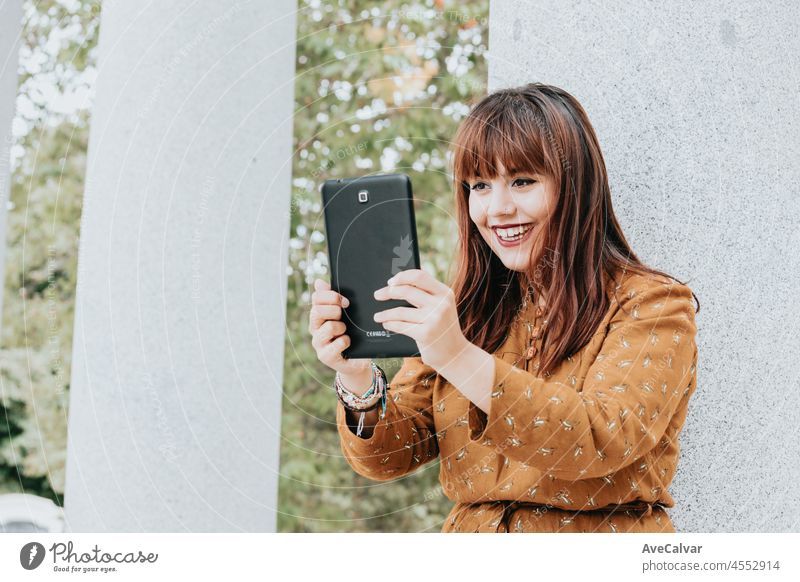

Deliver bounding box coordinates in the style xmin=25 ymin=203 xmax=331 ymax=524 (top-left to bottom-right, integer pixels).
xmin=447 ymin=82 xmax=700 ymax=377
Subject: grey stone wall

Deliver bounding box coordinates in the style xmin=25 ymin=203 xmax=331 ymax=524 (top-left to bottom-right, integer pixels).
xmin=488 ymin=0 xmax=799 ymax=532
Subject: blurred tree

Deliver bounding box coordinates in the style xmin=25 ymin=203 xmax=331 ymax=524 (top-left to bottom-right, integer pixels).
xmin=0 ymin=0 xmax=100 ymax=502
xmin=279 ymin=0 xmax=489 ymax=532
xmin=0 ymin=0 xmax=491 ymax=530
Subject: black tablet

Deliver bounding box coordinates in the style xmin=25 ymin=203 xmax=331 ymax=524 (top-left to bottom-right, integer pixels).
xmin=321 ymin=173 xmax=421 ymax=359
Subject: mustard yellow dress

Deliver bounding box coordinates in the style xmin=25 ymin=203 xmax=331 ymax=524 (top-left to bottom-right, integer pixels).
xmin=336 ymin=269 xmax=698 ymax=533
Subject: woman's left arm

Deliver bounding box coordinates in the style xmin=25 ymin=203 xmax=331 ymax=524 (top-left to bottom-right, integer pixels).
xmin=439 ymin=278 xmax=699 ymax=481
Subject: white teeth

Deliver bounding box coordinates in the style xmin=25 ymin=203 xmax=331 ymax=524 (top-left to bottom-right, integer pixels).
xmin=495 ymin=224 xmax=532 ymax=239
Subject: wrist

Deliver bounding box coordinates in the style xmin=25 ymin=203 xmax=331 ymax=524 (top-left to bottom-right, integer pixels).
xmin=432 ymin=335 xmax=473 ymax=376
xmin=437 ymin=341 xmax=494 ymax=412
xmin=338 ymin=367 xmax=374 ymax=397
xmin=334 ymin=363 xmax=389 ymax=438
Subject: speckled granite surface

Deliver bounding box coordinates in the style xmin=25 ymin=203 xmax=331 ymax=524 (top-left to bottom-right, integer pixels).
xmin=487 ymin=0 xmax=800 ymax=532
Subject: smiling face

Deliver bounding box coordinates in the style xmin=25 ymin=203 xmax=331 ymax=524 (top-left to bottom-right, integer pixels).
xmin=467 ymin=160 xmax=557 ymax=276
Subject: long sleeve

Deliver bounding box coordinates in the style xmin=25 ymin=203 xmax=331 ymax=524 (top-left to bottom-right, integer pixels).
xmin=467 ymin=277 xmax=698 ymax=481
xmin=336 ymin=356 xmax=439 ymax=482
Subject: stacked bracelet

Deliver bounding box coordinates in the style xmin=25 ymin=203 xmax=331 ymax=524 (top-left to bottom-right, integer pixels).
xmin=334 ymin=362 xmax=388 ymax=437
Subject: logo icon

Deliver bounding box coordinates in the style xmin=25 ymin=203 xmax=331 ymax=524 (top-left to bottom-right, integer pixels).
xmin=391 ymin=234 xmax=413 ymax=275
xmin=20 ymin=542 xmax=46 ymax=570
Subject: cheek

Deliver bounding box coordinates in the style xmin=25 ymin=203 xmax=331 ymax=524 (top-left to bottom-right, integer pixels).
xmin=467 ymin=196 xmax=485 ymax=225
xmin=522 ymin=197 xmax=550 ymax=222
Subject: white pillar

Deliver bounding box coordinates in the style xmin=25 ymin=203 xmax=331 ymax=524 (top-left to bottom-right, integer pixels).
xmin=0 ymin=0 xmax=23 ymax=327
xmin=488 ymin=1 xmax=800 ymax=531
xmin=64 ymin=0 xmax=297 ymax=531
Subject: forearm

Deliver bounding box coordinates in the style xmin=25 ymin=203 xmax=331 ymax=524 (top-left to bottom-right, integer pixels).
xmin=434 ymin=340 xmax=494 ymax=416
xmin=335 ymin=356 xmax=441 ymax=480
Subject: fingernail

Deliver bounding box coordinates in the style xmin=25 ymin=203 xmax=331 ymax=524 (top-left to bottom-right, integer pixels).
xmin=342 ymin=297 xmax=350 ymax=307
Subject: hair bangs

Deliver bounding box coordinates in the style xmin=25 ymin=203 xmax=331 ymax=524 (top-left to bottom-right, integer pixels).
xmin=453 ymin=96 xmax=551 ymax=189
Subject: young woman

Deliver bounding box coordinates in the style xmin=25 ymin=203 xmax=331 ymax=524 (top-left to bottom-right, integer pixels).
xmin=310 ymin=82 xmax=700 ymax=533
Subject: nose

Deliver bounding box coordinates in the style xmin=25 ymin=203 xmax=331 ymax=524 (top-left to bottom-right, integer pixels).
xmin=486 ymin=183 xmax=516 ymax=219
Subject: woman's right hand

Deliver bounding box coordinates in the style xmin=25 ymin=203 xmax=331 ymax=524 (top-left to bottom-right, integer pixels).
xmin=309 ymin=278 xmax=374 ymax=393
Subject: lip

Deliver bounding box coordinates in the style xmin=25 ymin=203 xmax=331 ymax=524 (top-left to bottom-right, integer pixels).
xmin=492 ymin=223 xmax=535 ymax=247
xmin=490 ymin=222 xmax=532 ymax=229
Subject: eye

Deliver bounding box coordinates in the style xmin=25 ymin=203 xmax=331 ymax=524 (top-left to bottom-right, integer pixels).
xmin=469 ymin=181 xmax=489 ymax=191
xmin=513 ymin=178 xmax=536 ymax=187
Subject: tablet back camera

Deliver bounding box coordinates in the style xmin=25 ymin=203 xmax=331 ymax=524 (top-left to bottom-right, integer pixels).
xmin=357 ymin=189 xmax=368 ymax=203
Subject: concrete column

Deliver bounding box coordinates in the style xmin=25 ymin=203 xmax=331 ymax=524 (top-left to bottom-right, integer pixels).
xmin=488 ymin=0 xmax=799 ymax=531
xmin=64 ymin=0 xmax=297 ymax=531
xmin=0 ymin=0 xmax=23 ymax=327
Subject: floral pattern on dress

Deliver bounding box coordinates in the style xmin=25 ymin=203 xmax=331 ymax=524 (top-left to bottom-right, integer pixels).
xmin=336 ymin=270 xmax=698 ymax=533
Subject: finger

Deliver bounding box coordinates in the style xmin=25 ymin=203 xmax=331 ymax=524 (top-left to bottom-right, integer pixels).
xmin=319 ymin=320 xmax=346 ymax=344
xmin=380 ymin=320 xmax=419 ymax=341
xmin=313 ymin=279 xmax=350 ymax=308
xmin=320 ymin=334 xmax=350 ymax=362
xmin=374 ymin=282 xmax=431 ymax=308
xmin=310 ymin=303 xmax=342 ymax=329
xmin=313 ymin=323 xmax=344 ymax=351
xmin=386 ymin=268 xmax=448 ymax=296
xmin=374 ymin=306 xmax=424 ymax=324
xmin=312 ymin=288 xmax=348 ymax=306
xmin=311 ymin=319 xmax=344 ymax=350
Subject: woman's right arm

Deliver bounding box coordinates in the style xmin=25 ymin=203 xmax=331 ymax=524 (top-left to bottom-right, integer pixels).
xmin=309 ymin=278 xmax=439 ymax=482
xmin=335 ymin=356 xmax=439 ymax=482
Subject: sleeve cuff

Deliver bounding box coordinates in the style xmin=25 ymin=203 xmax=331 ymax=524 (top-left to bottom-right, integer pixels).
xmin=336 ymin=399 xmax=389 ymax=449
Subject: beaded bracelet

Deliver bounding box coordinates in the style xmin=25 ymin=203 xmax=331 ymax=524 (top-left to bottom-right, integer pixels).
xmin=334 ymin=362 xmax=388 ymax=437
xmin=334 ymin=364 xmax=382 ymax=409
xmin=337 ymin=370 xmax=386 ymax=437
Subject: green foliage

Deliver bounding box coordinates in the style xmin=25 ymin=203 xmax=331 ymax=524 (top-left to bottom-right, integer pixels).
xmin=0 ymin=0 xmax=99 ymax=501
xmin=0 ymin=0 xmax=490 ymax=530
xmin=279 ymin=0 xmax=489 ymax=532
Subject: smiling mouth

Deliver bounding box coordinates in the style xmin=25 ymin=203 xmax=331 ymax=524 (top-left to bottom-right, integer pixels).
xmin=492 ymin=223 xmax=534 ymax=242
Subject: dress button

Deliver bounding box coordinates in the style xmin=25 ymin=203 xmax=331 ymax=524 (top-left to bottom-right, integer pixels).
xmin=526 ymin=345 xmax=537 ymax=359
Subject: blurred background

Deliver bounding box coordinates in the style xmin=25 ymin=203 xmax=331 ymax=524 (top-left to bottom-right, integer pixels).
xmin=0 ymin=0 xmax=489 ymax=532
